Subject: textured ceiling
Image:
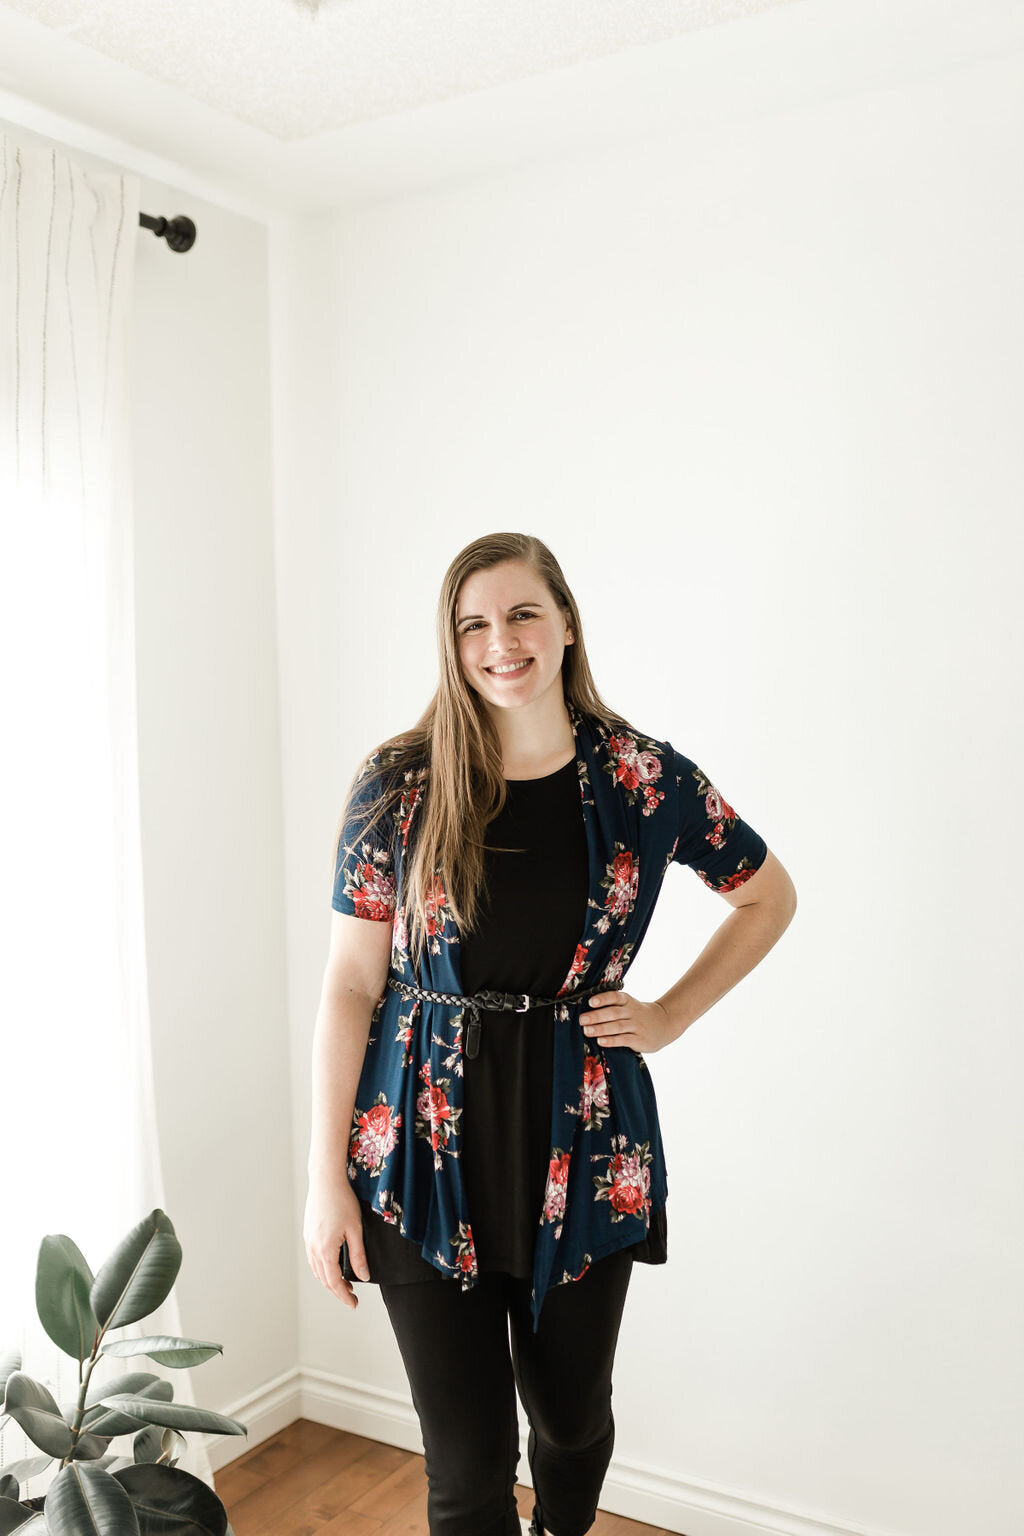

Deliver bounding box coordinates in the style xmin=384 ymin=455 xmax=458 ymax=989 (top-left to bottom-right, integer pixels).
xmin=0 ymin=0 xmax=802 ymax=142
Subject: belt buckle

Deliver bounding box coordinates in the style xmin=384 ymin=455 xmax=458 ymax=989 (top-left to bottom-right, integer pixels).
xmin=515 ymin=993 xmax=531 ymax=1012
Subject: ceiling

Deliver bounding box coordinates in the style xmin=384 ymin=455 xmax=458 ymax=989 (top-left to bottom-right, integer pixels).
xmin=0 ymin=0 xmax=802 ymax=142
xmin=0 ymin=0 xmax=1021 ymax=217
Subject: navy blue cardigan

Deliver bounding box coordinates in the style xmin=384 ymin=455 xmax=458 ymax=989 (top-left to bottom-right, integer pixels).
xmin=332 ymin=701 xmax=768 ymax=1333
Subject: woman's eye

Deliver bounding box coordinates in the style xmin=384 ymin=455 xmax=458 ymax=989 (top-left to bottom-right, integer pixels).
xmin=461 ymin=611 xmax=536 ymax=634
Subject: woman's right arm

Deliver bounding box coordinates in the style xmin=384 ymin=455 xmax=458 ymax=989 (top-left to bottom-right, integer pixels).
xmin=303 ymin=908 xmax=392 ymax=1311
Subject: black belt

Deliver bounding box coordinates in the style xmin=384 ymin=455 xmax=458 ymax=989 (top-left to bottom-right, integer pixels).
xmin=385 ymin=974 xmax=623 ymax=1059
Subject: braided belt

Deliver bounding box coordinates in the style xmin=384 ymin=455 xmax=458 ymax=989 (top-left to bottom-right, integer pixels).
xmin=386 ymin=974 xmax=623 ymax=1060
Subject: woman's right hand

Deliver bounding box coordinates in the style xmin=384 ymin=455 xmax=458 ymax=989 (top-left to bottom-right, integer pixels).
xmin=303 ymin=1176 xmax=370 ymax=1310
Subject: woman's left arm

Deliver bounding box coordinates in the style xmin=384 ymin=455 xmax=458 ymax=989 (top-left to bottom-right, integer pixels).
xmin=581 ymin=849 xmax=797 ymax=1053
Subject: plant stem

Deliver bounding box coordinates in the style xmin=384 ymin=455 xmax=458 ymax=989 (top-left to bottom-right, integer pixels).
xmin=61 ymin=1322 xmax=113 ymax=1466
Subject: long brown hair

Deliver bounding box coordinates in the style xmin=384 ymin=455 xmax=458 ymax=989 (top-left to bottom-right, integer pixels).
xmin=329 ymin=532 xmax=636 ymax=969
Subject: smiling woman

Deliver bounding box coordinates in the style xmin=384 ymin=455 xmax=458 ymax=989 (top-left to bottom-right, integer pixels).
xmin=306 ymin=530 xmax=795 ymax=1536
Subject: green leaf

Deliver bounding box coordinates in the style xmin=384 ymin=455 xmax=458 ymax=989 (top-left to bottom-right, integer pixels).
xmin=100 ymin=1339 xmax=222 ymax=1370
xmin=130 ymin=1426 xmax=184 ymax=1466
xmin=112 ymin=1464 xmax=227 ymax=1536
xmin=69 ymin=1433 xmax=111 ymax=1462
xmin=129 ymin=1427 xmax=162 ymax=1465
xmin=158 ymin=1430 xmax=185 ymax=1466
xmin=94 ymin=1398 xmax=245 ymax=1439
xmin=35 ymin=1237 xmax=98 ymax=1365
xmin=85 ymin=1375 xmax=162 ymax=1411
xmin=44 ymin=1462 xmax=139 ymax=1536
xmin=0 ymin=1496 xmax=37 ymax=1534
xmin=0 ymin=1351 xmax=21 ymax=1402
xmin=2 ymin=1374 xmax=73 ymax=1458
xmin=90 ymin=1213 xmax=182 ymax=1332
xmin=0 ymin=1477 xmax=18 ymax=1502
xmin=0 ymin=1456 xmax=52 ymax=1485
xmin=81 ymin=1382 xmax=173 ymax=1439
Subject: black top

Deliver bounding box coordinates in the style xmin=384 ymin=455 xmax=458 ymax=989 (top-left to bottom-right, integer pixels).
xmin=342 ymin=755 xmax=667 ymax=1284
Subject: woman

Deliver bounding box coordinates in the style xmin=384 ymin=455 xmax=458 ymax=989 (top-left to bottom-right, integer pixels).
xmin=304 ymin=531 xmax=797 ymax=1536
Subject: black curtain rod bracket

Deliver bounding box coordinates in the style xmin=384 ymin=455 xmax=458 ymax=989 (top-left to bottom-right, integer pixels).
xmin=138 ymin=211 xmax=196 ymax=252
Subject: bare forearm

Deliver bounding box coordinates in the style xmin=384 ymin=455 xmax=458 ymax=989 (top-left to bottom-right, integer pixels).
xmin=307 ymin=982 xmax=375 ymax=1183
xmin=656 ymin=900 xmax=794 ymax=1042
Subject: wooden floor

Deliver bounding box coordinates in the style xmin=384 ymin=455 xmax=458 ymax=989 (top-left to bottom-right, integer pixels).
xmin=214 ymin=1418 xmax=674 ymax=1536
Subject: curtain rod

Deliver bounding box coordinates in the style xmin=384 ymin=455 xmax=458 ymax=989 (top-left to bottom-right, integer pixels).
xmin=139 ymin=210 xmax=196 ymax=252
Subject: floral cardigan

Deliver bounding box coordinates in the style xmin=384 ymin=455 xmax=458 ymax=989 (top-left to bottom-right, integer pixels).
xmin=332 ymin=701 xmax=768 ymax=1333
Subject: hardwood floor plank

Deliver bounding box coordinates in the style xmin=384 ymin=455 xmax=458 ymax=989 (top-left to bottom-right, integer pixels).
xmin=242 ymin=1512 xmax=382 ymax=1536
xmin=215 ymin=1419 xmax=673 ymax=1536
xmin=275 ymin=1419 xmax=348 ymax=1457
xmin=312 ymin=1511 xmax=386 ymax=1536
xmin=370 ymin=1480 xmax=431 ymax=1536
xmin=346 ymin=1450 xmax=430 ymax=1522
xmin=290 ymin=1440 xmax=410 ymax=1524
xmin=229 ymin=1430 xmax=307 ymax=1482
xmin=221 ymin=1437 xmax=384 ymax=1535
xmin=213 ymin=1461 xmax=270 ymax=1507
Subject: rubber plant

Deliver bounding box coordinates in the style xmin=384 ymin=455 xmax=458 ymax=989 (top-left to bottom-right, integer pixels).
xmin=0 ymin=1208 xmax=247 ymax=1534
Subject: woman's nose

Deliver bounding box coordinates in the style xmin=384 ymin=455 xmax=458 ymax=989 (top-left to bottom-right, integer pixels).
xmin=488 ymin=627 xmax=519 ymax=651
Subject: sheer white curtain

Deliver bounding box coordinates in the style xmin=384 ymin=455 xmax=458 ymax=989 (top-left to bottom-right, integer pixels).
xmin=0 ymin=131 xmax=213 ymax=1489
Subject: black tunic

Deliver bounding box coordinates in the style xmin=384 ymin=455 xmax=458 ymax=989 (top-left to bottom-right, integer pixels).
xmin=342 ymin=756 xmax=667 ymax=1284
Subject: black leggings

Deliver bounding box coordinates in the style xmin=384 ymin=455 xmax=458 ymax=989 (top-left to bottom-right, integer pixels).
xmin=378 ymin=1246 xmax=635 ymax=1536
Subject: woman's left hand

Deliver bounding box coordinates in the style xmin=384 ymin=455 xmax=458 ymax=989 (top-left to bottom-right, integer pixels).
xmin=581 ymin=992 xmax=678 ymax=1055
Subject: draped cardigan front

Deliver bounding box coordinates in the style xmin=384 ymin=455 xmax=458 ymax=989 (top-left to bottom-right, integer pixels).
xmin=332 ymin=701 xmax=768 ymax=1333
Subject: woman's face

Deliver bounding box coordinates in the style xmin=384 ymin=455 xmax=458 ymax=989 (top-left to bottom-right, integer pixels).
xmin=455 ymin=559 xmax=574 ymax=714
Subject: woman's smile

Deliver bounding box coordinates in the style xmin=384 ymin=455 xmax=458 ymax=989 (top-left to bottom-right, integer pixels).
xmin=485 ymin=658 xmax=534 ymax=677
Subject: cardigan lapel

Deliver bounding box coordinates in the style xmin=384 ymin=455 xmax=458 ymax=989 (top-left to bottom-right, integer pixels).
xmin=529 ymin=702 xmax=645 ymax=1325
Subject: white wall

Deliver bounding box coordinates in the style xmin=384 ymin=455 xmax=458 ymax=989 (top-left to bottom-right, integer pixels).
xmin=278 ymin=43 xmax=1023 ymax=1536
xmin=130 ymin=176 xmax=299 ymax=1415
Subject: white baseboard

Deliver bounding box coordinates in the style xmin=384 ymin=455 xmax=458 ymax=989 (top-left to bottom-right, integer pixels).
xmin=206 ymin=1365 xmax=305 ymax=1472
xmin=210 ymin=1367 xmax=904 ymax=1536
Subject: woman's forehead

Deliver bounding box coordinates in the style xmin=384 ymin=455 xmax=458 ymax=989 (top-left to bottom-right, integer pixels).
xmin=456 ymin=560 xmax=547 ymax=610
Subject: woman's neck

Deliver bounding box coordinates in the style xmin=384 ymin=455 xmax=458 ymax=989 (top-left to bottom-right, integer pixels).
xmin=488 ymin=693 xmax=575 ymax=779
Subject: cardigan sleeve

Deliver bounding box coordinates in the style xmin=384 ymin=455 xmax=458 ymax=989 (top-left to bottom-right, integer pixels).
xmin=670 ymin=747 xmax=768 ymax=895
xmin=332 ymin=749 xmax=398 ymax=922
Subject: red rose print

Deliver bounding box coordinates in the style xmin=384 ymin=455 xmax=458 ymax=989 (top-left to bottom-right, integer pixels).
xmin=593 ymin=1136 xmax=653 ymax=1224
xmin=698 ymin=860 xmax=761 ymax=893
xmin=604 ymin=734 xmax=666 ymax=814
xmin=347 ymin=851 xmax=397 ymax=922
xmin=413 ymin=1060 xmax=463 ymax=1167
xmin=556 ymin=943 xmax=590 ymax=997
xmin=348 ymin=1094 xmax=402 ymax=1176
xmin=542 ymin=1150 xmax=572 ymax=1230
xmin=572 ymin=1053 xmax=610 ymax=1132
